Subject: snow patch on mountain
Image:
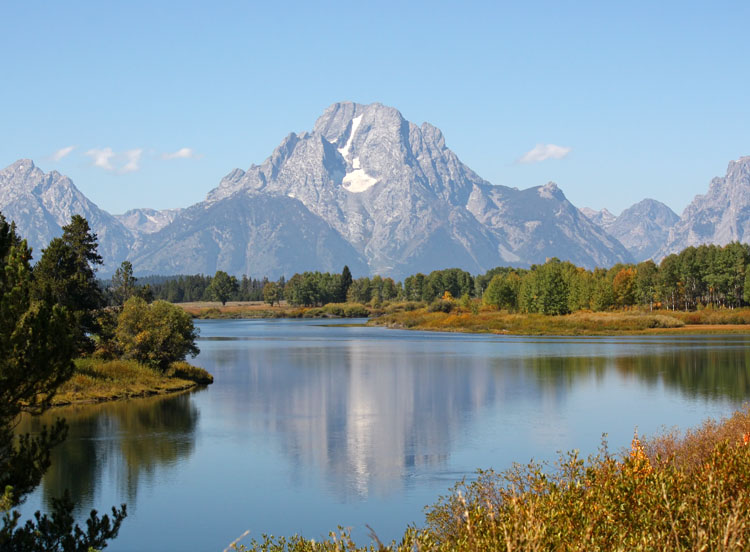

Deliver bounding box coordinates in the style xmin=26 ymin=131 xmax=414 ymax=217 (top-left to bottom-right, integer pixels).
xmin=342 ymin=167 xmax=378 ymax=193
xmin=337 ymin=115 xmax=362 ymax=161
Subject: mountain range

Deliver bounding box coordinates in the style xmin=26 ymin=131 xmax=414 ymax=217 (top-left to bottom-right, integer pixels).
xmin=2 ymin=102 xmax=750 ymax=278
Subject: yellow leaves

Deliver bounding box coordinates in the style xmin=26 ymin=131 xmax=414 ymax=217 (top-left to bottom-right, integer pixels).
xmin=628 ymin=431 xmax=653 ymax=477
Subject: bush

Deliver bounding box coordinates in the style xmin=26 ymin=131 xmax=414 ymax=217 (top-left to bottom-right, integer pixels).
xmin=115 ymin=298 xmax=200 ymax=371
xmin=427 ymin=299 xmax=454 ymax=313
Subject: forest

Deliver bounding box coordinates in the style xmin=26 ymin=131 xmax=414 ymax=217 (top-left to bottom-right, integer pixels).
xmin=137 ymin=242 xmax=750 ymax=314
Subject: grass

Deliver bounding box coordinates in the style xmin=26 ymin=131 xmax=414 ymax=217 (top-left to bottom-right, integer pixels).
xmin=370 ymin=307 xmax=686 ymax=335
xmin=231 ymin=407 xmax=750 ymax=551
xmin=178 ymin=300 xmax=750 ymax=334
xmin=369 ymin=305 xmax=750 ymax=335
xmin=51 ymin=358 xmax=213 ymax=406
xmin=179 ymin=301 xmax=371 ymax=319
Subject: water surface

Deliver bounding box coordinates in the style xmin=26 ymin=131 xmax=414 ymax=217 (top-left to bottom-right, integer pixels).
xmin=18 ymin=319 xmax=750 ymax=550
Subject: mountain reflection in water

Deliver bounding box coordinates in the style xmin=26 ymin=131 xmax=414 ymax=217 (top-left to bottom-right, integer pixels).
xmin=15 ymin=323 xmax=750 ymax=550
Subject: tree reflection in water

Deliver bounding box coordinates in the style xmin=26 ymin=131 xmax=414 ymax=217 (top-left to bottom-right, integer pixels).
xmin=517 ymin=343 xmax=750 ymax=402
xmin=17 ymin=389 xmax=202 ymax=514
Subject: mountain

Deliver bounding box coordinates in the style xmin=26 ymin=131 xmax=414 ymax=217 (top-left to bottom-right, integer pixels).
xmin=607 ymin=199 xmax=679 ymax=262
xmin=145 ymin=101 xmax=632 ymax=278
xmin=657 ymin=157 xmax=750 ymax=259
xmin=128 ymin=191 xmax=368 ymax=279
xmin=582 ymin=200 xmax=679 ymax=262
xmin=580 ymin=207 xmax=616 ymax=230
xmin=0 ymin=159 xmax=132 ymax=268
xmin=115 ymin=207 xmax=182 ymax=235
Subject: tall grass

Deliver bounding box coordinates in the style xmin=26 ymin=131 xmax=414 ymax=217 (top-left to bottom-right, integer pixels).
xmin=232 ymin=407 xmax=750 ymax=551
xmin=371 ymin=308 xmax=687 ymax=335
xmin=52 ymin=358 xmax=212 ymax=406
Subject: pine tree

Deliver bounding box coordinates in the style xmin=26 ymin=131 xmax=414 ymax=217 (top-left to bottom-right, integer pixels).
xmin=340 ymin=265 xmax=353 ymax=302
xmin=32 ymin=216 xmax=105 ymax=352
xmin=0 ymin=212 xmax=126 ymax=549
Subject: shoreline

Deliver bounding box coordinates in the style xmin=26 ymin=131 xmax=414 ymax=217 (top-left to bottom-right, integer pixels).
xmin=48 ymin=358 xmax=214 ymax=408
xmin=180 ymin=302 xmax=750 ymax=336
xmin=367 ymin=320 xmax=750 ymax=336
xmin=50 ymin=380 xmax=203 ymax=408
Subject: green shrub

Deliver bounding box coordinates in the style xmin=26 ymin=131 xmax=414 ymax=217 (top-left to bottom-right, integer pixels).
xmin=115 ymin=297 xmax=200 ymax=371
xmin=427 ymin=299 xmax=454 ymax=313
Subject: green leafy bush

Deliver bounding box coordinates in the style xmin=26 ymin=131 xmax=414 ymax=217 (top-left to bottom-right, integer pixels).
xmin=115 ymin=297 xmax=199 ymax=371
xmin=427 ymin=299 xmax=454 ymax=313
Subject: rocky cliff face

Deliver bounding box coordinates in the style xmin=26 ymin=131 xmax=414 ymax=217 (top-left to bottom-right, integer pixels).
xmin=579 ymin=207 xmax=616 ymax=230
xmin=657 ymin=157 xmax=750 ymax=259
xmin=0 ymin=159 xmax=132 ymax=268
xmin=129 ymin=191 xmax=368 ymax=279
xmin=582 ymin=200 xmax=679 ymax=262
xmin=608 ymin=199 xmax=679 ymax=262
xmin=115 ymin=207 xmax=182 ymax=235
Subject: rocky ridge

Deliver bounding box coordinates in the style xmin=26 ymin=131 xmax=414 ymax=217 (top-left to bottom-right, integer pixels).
xmin=582 ymin=200 xmax=679 ymax=262
xmin=657 ymin=157 xmax=750 ymax=259
xmin=0 ymin=159 xmax=132 ymax=268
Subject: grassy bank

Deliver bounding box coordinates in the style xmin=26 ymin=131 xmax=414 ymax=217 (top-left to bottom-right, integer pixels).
xmin=51 ymin=358 xmax=213 ymax=407
xmin=232 ymin=407 xmax=750 ymax=551
xmin=180 ymin=301 xmax=370 ymax=319
xmin=369 ymin=306 xmax=750 ymax=335
xmin=178 ymin=301 xmax=750 ymax=335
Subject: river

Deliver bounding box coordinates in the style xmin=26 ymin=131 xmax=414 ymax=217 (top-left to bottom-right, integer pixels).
xmin=17 ymin=319 xmax=750 ymax=550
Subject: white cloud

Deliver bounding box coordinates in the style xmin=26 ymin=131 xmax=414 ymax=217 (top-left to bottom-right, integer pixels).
xmin=85 ymin=147 xmax=143 ymax=173
xmin=161 ymin=147 xmax=199 ymax=160
xmin=50 ymin=145 xmax=75 ymax=161
xmin=85 ymin=147 xmax=116 ymax=170
xmin=518 ymin=143 xmax=572 ymax=164
xmin=121 ymin=149 xmax=143 ymax=173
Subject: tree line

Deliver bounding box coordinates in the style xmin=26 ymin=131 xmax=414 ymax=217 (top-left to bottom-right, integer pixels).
xmin=137 ymin=273 xmax=283 ymax=304
xmin=481 ymin=242 xmax=750 ymax=314
xmin=271 ymin=242 xmax=750 ymax=312
xmin=110 ymin=242 xmax=750 ymax=314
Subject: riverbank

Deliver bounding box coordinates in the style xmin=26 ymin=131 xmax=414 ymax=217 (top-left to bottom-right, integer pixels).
xmin=176 ymin=301 xmax=750 ymax=335
xmin=369 ymin=307 xmax=750 ymax=335
xmin=179 ymin=300 xmax=370 ymax=319
xmin=234 ymin=407 xmax=750 ymax=551
xmin=50 ymin=358 xmax=214 ymax=407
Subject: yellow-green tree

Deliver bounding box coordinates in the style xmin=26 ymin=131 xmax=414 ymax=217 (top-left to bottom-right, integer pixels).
xmin=115 ymin=297 xmax=199 ymax=370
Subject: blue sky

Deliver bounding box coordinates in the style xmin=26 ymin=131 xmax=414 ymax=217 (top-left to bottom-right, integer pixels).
xmin=1 ymin=1 xmax=749 ymax=216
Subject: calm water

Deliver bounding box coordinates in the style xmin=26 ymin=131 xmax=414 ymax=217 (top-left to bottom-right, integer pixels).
xmin=17 ymin=319 xmax=750 ymax=550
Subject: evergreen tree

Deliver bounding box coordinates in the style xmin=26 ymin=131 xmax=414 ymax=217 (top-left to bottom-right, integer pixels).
xmin=32 ymin=216 xmax=105 ymax=352
xmin=340 ymin=265 xmax=353 ymax=302
xmin=110 ymin=261 xmax=138 ymax=306
xmin=0 ymin=213 xmax=125 ymax=549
